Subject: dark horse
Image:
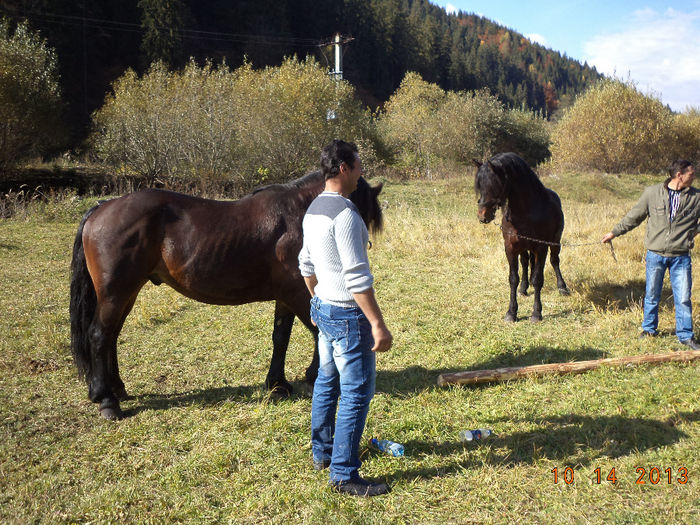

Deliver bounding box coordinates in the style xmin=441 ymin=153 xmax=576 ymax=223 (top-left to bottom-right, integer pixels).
xmin=70 ymin=171 xmax=383 ymax=419
xmin=474 ymin=152 xmax=569 ymax=322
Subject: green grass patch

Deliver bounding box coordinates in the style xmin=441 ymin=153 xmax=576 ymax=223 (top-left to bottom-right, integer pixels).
xmin=1 ymin=173 xmax=698 ymax=523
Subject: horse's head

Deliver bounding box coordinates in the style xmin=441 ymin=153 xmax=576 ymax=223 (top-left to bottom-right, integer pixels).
xmin=473 ymin=158 xmax=508 ymax=224
xmin=349 ymin=176 xmax=384 ymax=234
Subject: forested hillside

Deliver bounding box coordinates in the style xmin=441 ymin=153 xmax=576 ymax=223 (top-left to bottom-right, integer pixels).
xmin=0 ymin=0 xmax=601 ymax=136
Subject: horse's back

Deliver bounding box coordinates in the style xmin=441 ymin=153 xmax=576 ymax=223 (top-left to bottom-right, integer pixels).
xmin=81 ymin=188 xmax=306 ymax=305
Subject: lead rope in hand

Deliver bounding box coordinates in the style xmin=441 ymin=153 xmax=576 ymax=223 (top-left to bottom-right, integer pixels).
xmin=497 ymin=224 xmax=618 ymax=261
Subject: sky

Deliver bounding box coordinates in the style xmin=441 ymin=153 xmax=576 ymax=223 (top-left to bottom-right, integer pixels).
xmin=430 ymin=1 xmax=700 ymax=111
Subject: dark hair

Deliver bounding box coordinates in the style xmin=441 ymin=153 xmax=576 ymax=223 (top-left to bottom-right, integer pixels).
xmin=320 ymin=140 xmax=358 ymax=180
xmin=669 ymin=159 xmax=694 ymax=178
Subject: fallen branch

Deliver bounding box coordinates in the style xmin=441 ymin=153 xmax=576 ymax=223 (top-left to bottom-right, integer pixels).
xmin=437 ymin=350 xmax=700 ymax=387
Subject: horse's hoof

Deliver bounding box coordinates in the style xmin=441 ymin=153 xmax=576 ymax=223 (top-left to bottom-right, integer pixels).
xmin=266 ymin=379 xmax=293 ymax=398
xmin=504 ymin=313 xmax=516 ymax=322
xmin=99 ymin=405 xmax=123 ymax=420
xmin=304 ymin=369 xmax=318 ymax=388
xmin=99 ymin=398 xmax=123 ymax=420
xmin=530 ymin=315 xmax=542 ymax=323
xmin=518 ymin=290 xmax=528 ymax=296
xmin=559 ymin=287 xmax=571 ymax=296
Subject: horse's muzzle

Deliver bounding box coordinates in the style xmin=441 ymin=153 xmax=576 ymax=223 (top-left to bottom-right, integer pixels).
xmin=477 ymin=206 xmax=496 ymax=224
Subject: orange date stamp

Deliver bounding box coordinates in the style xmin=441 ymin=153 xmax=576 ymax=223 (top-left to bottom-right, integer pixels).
xmin=551 ymin=466 xmax=689 ymax=485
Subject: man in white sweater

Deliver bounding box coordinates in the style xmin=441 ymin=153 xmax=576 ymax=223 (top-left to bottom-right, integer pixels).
xmin=299 ymin=140 xmax=393 ymax=497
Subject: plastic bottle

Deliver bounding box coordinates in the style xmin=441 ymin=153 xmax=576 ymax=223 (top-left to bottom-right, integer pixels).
xmin=459 ymin=429 xmax=492 ymax=442
xmin=370 ymin=438 xmax=405 ymax=457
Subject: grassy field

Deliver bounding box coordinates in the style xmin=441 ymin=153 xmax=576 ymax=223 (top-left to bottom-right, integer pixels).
xmin=1 ymin=172 xmax=698 ymax=524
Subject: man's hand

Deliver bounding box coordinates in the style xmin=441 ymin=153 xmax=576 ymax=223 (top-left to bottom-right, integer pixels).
xmin=601 ymin=232 xmax=615 ymax=243
xmin=370 ymin=323 xmax=393 ymax=353
xmin=352 ymin=288 xmax=393 ymax=353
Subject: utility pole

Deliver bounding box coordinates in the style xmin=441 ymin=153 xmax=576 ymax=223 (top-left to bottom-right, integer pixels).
xmin=321 ymin=33 xmax=354 ymax=82
xmin=332 ymin=33 xmax=343 ymax=81
xmin=320 ymin=33 xmax=353 ymax=121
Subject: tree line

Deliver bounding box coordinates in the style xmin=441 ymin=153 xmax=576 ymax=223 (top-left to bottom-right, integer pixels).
xmin=0 ymin=0 xmax=601 ymax=138
xmin=3 ymin=8 xmax=699 ymax=182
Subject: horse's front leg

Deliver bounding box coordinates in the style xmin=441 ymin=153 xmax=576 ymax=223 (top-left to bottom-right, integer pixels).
xmin=530 ymin=248 xmax=547 ymax=322
xmin=266 ymin=301 xmax=296 ymax=397
xmin=505 ymin=250 xmax=520 ymax=322
xmin=301 ymin=323 xmax=319 ymax=388
xmin=284 ymin=292 xmax=320 ymax=388
xmin=518 ymin=252 xmax=530 ymax=296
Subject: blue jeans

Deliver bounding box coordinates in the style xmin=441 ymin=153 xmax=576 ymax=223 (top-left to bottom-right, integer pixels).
xmin=642 ymin=250 xmax=694 ymax=341
xmin=310 ymin=296 xmax=376 ymax=483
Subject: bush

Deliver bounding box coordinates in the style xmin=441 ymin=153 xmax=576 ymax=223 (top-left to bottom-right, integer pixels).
xmin=550 ymin=79 xmax=675 ymax=173
xmin=0 ymin=19 xmax=64 ymax=169
xmin=495 ymin=106 xmax=551 ymax=167
xmin=672 ymin=109 xmax=700 ymax=165
xmin=380 ymin=72 xmax=551 ymax=176
xmin=91 ymin=57 xmax=376 ymax=184
xmin=379 ymin=72 xmax=447 ymax=177
xmin=230 ymin=58 xmax=375 ymax=182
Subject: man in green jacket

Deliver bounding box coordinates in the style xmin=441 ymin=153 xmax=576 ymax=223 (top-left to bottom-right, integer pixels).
xmin=602 ymin=160 xmax=700 ymax=349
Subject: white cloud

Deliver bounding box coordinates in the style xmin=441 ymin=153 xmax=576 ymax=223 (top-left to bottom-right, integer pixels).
xmin=583 ymin=7 xmax=700 ymax=111
xmin=526 ymin=33 xmax=548 ymax=46
xmin=445 ymin=3 xmax=458 ymax=15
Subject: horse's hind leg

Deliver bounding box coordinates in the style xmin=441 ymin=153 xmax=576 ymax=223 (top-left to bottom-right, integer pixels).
xmin=89 ymin=292 xmax=140 ymax=419
xmin=109 ymin=296 xmax=138 ymax=401
xmin=518 ymin=252 xmax=530 ymax=296
xmin=550 ymin=245 xmax=570 ymax=295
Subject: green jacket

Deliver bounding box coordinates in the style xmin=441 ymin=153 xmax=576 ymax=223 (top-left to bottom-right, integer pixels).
xmin=612 ymin=181 xmax=700 ymax=256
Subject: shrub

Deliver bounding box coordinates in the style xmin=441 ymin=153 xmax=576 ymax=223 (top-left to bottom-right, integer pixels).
xmin=0 ymin=19 xmax=63 ymax=169
xmin=91 ymin=57 xmax=375 ymax=184
xmin=380 ymin=73 xmax=551 ymax=176
xmin=230 ymin=58 xmax=374 ymax=182
xmin=550 ymin=79 xmax=675 ymax=173
xmin=431 ymin=89 xmax=505 ymax=166
xmin=495 ymin=106 xmax=551 ymax=167
xmin=672 ymin=108 xmax=700 ymax=165
xmin=379 ymin=72 xmax=447 ymax=177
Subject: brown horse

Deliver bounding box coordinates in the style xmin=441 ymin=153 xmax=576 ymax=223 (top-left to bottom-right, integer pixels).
xmin=474 ymin=152 xmax=569 ymax=322
xmin=70 ymin=171 xmax=383 ymax=419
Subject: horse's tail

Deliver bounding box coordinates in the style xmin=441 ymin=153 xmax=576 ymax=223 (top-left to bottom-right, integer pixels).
xmin=70 ymin=205 xmax=99 ymax=382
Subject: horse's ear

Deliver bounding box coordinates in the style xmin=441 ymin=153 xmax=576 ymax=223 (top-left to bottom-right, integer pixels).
xmin=371 ymin=182 xmax=383 ymax=197
xmin=487 ymin=160 xmax=503 ymax=177
xmin=472 ymin=159 xmax=482 ymax=168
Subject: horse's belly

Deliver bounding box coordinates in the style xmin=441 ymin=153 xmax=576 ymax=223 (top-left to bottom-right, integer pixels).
xmin=158 ymin=273 xmax=277 ymax=306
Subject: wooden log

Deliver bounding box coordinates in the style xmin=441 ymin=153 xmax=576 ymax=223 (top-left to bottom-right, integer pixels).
xmin=437 ymin=350 xmax=700 ymax=387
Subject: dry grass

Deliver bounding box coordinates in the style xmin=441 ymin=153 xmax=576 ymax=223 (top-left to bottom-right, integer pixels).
xmin=1 ymin=172 xmax=698 ymax=523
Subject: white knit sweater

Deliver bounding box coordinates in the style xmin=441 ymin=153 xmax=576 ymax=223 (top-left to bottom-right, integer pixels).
xmin=298 ymin=191 xmax=374 ymax=307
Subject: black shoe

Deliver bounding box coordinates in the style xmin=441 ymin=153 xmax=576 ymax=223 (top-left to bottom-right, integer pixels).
xmin=679 ymin=338 xmax=700 ymax=350
xmin=332 ymin=478 xmax=391 ymax=497
xmin=313 ymin=459 xmax=331 ymax=471
xmin=638 ymin=331 xmax=656 ymax=339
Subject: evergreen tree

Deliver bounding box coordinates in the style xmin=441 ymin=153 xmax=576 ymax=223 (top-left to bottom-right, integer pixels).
xmin=138 ymin=0 xmax=189 ymax=68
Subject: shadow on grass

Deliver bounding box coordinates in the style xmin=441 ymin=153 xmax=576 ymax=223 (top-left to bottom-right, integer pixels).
xmin=383 ymin=411 xmax=697 ymax=482
xmin=573 ymin=278 xmax=675 ymax=312
xmin=376 ymin=346 xmax=608 ymax=394
xmin=123 ymin=345 xmax=619 ymax=415
xmin=121 ymin=380 xmax=312 ymax=417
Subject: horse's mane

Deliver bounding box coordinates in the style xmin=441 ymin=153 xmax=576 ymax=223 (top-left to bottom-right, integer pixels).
xmin=489 ymin=152 xmax=546 ymax=192
xmin=251 ymin=171 xmax=324 ymax=195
